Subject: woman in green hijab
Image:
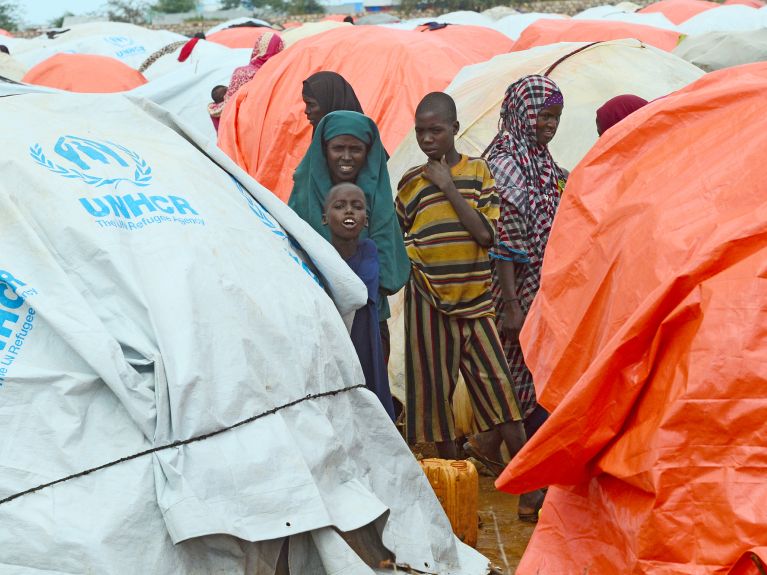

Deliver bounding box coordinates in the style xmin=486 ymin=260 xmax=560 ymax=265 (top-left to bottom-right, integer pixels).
xmin=289 ymin=111 xmax=409 ymax=358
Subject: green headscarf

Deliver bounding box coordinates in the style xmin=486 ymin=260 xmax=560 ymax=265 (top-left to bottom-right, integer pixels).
xmin=289 ymin=111 xmax=409 ymax=320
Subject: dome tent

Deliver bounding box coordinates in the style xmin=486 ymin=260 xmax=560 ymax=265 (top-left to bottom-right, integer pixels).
xmin=638 ymin=0 xmax=719 ymax=23
xmin=23 ymin=53 xmax=147 ymax=93
xmin=674 ymin=28 xmax=767 ymax=71
xmin=499 ymin=61 xmax=767 ymax=574
xmin=0 ymin=90 xmax=491 ymax=575
xmin=10 ymin=22 xmax=184 ymax=70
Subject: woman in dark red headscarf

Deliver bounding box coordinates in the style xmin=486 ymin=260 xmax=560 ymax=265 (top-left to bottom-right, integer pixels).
xmin=596 ymin=94 xmax=648 ymax=136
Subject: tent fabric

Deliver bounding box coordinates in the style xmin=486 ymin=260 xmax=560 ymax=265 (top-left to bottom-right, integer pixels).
xmin=678 ymin=5 xmax=767 ymax=34
xmin=384 ymin=37 xmax=703 ymax=424
xmin=725 ymin=0 xmax=765 ymax=6
xmin=574 ymin=6 xmax=679 ymax=30
xmin=639 ymin=0 xmax=719 ymax=23
xmin=0 ymin=90 xmax=492 ymax=575
xmin=206 ymin=18 xmax=275 ymax=36
xmin=0 ymin=52 xmax=26 ymax=81
xmin=10 ymin=22 xmax=184 ymax=70
xmin=674 ymin=29 xmax=767 ymax=71
xmin=512 ymin=18 xmax=682 ymax=52
xmin=207 ymin=27 xmax=278 ymax=49
xmin=496 ymin=62 xmax=767 ymax=574
xmin=217 ymin=25 xmax=514 ymax=202
xmin=23 ymin=53 xmax=148 ymax=93
xmin=490 ymin=12 xmax=569 ymax=40
xmin=281 ymin=21 xmax=350 ymax=47
xmin=0 ymin=28 xmax=11 ymax=37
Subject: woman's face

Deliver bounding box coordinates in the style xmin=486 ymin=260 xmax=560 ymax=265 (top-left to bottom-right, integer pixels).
xmin=536 ymin=104 xmax=563 ymax=146
xmin=302 ymin=95 xmax=323 ymax=127
xmin=325 ymin=135 xmax=367 ymax=184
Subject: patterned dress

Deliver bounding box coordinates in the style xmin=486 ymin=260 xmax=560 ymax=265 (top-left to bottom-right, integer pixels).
xmin=486 ymin=75 xmax=568 ymax=419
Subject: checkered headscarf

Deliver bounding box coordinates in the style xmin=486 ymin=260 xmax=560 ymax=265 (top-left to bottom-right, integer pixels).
xmin=486 ymin=75 xmax=566 ymax=268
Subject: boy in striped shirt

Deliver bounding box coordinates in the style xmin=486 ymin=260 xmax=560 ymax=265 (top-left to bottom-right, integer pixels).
xmin=396 ymin=92 xmax=527 ymax=467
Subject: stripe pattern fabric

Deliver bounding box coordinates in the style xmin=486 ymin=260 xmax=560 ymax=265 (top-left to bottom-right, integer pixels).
xmin=396 ymin=155 xmax=499 ymax=319
xmin=404 ymin=283 xmax=522 ymax=443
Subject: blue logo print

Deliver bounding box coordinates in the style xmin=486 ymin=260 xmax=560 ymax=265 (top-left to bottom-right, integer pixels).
xmin=103 ymin=36 xmax=134 ymax=48
xmin=30 ymin=136 xmax=152 ymax=188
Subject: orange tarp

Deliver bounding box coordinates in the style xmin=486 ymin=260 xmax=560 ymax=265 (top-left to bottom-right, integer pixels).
xmin=217 ymin=25 xmax=514 ymax=202
xmin=513 ymin=18 xmax=682 ymax=52
xmin=497 ymin=62 xmax=767 ymax=574
xmin=0 ymin=29 xmax=12 ymax=37
xmin=22 ymin=53 xmax=147 ymax=93
xmin=207 ymin=27 xmax=277 ymax=49
xmin=639 ymin=0 xmax=720 ymax=23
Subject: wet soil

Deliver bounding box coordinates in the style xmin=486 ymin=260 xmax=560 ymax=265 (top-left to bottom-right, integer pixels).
xmin=476 ymin=476 xmax=535 ymax=574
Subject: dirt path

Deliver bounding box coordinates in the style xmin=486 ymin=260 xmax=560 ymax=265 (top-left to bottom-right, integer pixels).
xmin=476 ymin=476 xmax=535 ymax=574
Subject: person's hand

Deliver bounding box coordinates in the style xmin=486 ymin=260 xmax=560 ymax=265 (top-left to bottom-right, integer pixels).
xmin=501 ymin=301 xmax=525 ymax=344
xmin=422 ymin=157 xmax=454 ymax=191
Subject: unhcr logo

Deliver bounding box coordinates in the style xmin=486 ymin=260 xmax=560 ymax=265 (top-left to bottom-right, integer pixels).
xmin=29 ymin=135 xmax=205 ymax=231
xmin=30 ymin=135 xmax=152 ymax=188
xmin=0 ymin=270 xmax=38 ymax=388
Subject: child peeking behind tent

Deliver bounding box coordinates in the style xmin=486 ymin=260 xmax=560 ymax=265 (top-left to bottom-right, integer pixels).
xmin=323 ymin=183 xmax=397 ymax=421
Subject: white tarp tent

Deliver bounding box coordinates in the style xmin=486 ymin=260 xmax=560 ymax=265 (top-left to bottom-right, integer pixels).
xmin=10 ymin=22 xmax=185 ymax=70
xmin=0 ymin=90 xmax=491 ymax=575
xmin=491 ymin=12 xmax=569 ymax=40
xmin=678 ymin=4 xmax=767 ymax=34
xmin=674 ymin=28 xmax=767 ymax=70
xmin=574 ymin=5 xmax=679 ymax=29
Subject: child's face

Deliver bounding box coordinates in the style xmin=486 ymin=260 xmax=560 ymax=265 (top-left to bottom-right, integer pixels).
xmin=415 ymin=110 xmax=458 ymax=161
xmin=324 ymin=185 xmax=367 ymax=241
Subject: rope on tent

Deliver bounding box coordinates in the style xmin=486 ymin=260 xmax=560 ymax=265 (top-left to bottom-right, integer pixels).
xmin=544 ymin=41 xmax=603 ymax=76
xmin=0 ymin=384 xmax=366 ymax=506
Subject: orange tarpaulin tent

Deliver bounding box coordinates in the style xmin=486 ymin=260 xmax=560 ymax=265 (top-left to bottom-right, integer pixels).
xmin=513 ymin=18 xmax=682 ymax=52
xmin=217 ymin=25 xmax=514 ymax=202
xmin=207 ymin=27 xmax=277 ymax=49
xmin=724 ymin=0 xmax=765 ymax=6
xmin=639 ymin=0 xmax=720 ymax=23
xmin=497 ymin=62 xmax=767 ymax=574
xmin=0 ymin=29 xmax=12 ymax=37
xmin=22 ymin=53 xmax=147 ymax=93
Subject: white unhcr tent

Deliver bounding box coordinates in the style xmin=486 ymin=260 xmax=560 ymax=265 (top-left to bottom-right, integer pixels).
xmin=0 ymin=90 xmax=491 ymax=575
xmin=10 ymin=22 xmax=185 ymax=70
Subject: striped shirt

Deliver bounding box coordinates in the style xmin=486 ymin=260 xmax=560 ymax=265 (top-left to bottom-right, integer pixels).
xmin=396 ymin=155 xmax=499 ymax=318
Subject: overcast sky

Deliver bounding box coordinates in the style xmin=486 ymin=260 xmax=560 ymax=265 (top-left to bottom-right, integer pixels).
xmin=15 ymin=1 xmax=222 ymax=26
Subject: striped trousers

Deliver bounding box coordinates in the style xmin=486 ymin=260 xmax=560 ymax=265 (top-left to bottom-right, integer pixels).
xmin=404 ymin=281 xmax=522 ymax=444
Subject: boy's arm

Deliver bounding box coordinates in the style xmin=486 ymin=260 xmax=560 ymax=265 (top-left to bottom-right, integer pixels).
xmin=423 ymin=157 xmax=493 ymax=247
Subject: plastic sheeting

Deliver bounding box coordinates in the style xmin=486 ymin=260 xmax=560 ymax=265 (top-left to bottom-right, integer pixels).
xmin=385 ymin=38 xmax=703 ymax=430
xmin=0 ymin=53 xmax=25 ymax=82
xmin=512 ymin=18 xmax=682 ymax=52
xmin=207 ymin=27 xmax=278 ymax=49
xmin=674 ymin=29 xmax=767 ymax=70
xmin=9 ymin=22 xmax=184 ymax=70
xmin=217 ymin=25 xmax=514 ymax=202
xmin=0 ymin=90 xmax=492 ymax=575
xmin=490 ymin=12 xmax=569 ymax=40
xmin=281 ymin=21 xmax=350 ymax=47
xmin=639 ymin=0 xmax=719 ymax=23
xmin=497 ymin=62 xmax=767 ymax=574
xmin=678 ymin=4 xmax=767 ymax=34
xmin=23 ymin=53 xmax=148 ymax=92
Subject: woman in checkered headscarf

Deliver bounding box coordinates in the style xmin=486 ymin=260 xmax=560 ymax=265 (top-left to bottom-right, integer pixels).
xmin=486 ymin=75 xmax=567 ymax=438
